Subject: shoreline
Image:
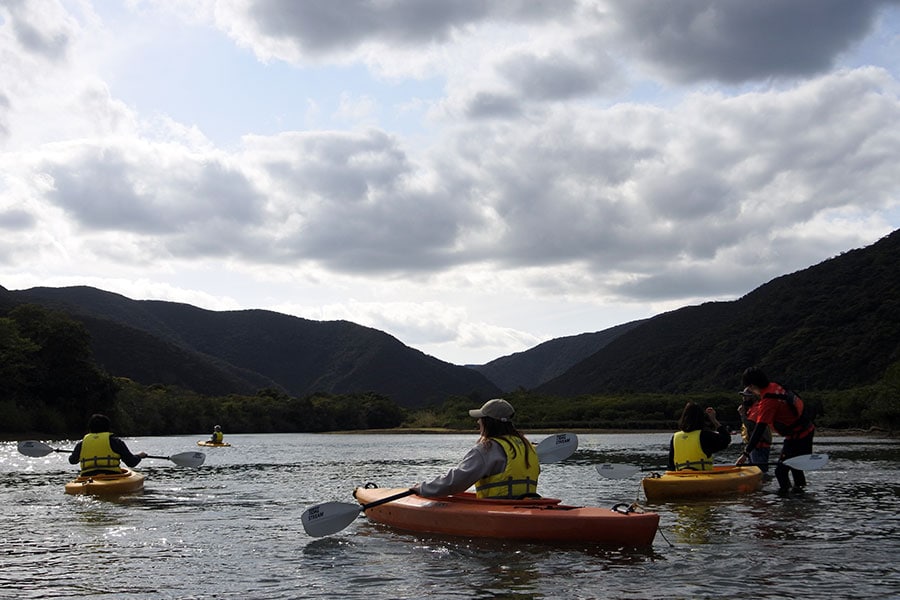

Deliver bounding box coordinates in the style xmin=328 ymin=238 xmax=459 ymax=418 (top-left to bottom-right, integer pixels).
xmin=3 ymin=426 xmax=894 ymax=442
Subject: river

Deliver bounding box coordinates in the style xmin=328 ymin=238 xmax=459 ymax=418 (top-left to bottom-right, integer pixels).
xmin=2 ymin=432 xmax=899 ymax=599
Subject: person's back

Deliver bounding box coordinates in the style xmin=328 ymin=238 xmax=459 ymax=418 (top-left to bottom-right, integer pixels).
xmin=69 ymin=413 xmax=146 ymax=476
xmin=669 ymin=402 xmax=731 ymax=471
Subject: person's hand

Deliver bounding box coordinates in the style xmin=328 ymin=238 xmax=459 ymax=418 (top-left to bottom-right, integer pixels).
xmin=736 ymin=452 xmax=748 ymax=466
xmin=737 ymin=404 xmax=746 ymax=416
xmin=705 ymin=407 xmax=720 ymax=426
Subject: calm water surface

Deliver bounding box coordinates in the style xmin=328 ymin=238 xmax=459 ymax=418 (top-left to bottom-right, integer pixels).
xmin=2 ymin=432 xmax=899 ymax=599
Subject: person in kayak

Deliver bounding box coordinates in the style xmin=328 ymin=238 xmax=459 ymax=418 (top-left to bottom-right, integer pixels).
xmin=210 ymin=425 xmax=224 ymax=443
xmin=68 ymin=413 xmax=147 ymax=476
xmin=737 ymin=386 xmax=772 ymax=473
xmin=413 ymin=398 xmax=540 ymax=499
xmin=667 ymin=402 xmax=731 ymax=471
xmin=736 ymin=367 xmax=815 ymax=494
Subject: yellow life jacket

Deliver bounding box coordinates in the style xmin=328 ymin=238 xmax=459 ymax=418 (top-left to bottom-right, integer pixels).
xmin=212 ymin=431 xmax=224 ymax=443
xmin=80 ymin=432 xmax=121 ymax=475
xmin=672 ymin=430 xmax=714 ymax=471
xmin=475 ymin=436 xmax=540 ymax=499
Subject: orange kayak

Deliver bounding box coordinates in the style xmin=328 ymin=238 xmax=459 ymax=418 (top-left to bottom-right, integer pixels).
xmin=641 ymin=466 xmax=763 ymax=501
xmin=64 ymin=468 xmax=145 ymax=496
xmin=353 ymin=486 xmax=659 ymax=546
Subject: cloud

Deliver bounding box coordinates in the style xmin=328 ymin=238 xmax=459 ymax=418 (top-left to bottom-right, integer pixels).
xmin=217 ymin=0 xmax=578 ymax=61
xmin=1 ymin=0 xmax=75 ymax=61
xmin=605 ymin=0 xmax=894 ymax=83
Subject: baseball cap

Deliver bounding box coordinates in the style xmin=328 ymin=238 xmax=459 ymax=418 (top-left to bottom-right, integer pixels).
xmin=469 ymin=398 xmax=515 ymax=422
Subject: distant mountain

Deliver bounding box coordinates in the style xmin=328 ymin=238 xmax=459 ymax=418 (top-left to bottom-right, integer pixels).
xmin=0 ymin=286 xmax=501 ymax=408
xmin=471 ymin=322 xmax=645 ymax=391
xmin=538 ymin=229 xmax=900 ymax=395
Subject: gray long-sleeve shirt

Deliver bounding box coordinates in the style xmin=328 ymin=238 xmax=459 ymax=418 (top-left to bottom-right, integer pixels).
xmin=417 ymin=440 xmax=508 ymax=498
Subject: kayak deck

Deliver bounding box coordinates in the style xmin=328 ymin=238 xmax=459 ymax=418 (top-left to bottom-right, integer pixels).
xmin=64 ymin=468 xmax=145 ymax=496
xmin=642 ymin=466 xmax=763 ymax=501
xmin=353 ymin=486 xmax=659 ymax=546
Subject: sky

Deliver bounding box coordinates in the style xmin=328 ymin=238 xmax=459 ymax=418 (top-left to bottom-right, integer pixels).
xmin=1 ymin=0 xmax=899 ymax=366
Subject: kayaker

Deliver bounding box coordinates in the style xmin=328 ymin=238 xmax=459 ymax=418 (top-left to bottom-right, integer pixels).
xmin=68 ymin=413 xmax=147 ymax=476
xmin=737 ymin=386 xmax=772 ymax=473
xmin=210 ymin=425 xmax=224 ymax=443
xmin=736 ymin=367 xmax=815 ymax=494
xmin=413 ymin=398 xmax=540 ymax=499
xmin=667 ymin=402 xmax=731 ymax=471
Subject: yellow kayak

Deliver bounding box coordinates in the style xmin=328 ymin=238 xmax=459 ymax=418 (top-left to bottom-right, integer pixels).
xmin=197 ymin=440 xmax=231 ymax=447
xmin=64 ymin=468 xmax=145 ymax=496
xmin=642 ymin=466 xmax=763 ymax=501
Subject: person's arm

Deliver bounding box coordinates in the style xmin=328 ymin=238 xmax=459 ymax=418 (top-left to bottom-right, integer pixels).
xmin=416 ymin=443 xmax=505 ymax=498
xmin=667 ymin=436 xmax=676 ymax=470
xmin=700 ymin=427 xmax=732 ymax=456
xmin=110 ymin=437 xmax=146 ymax=468
xmin=68 ymin=441 xmax=83 ymax=465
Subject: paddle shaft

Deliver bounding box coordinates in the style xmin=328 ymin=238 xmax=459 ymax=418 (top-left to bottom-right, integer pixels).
xmin=359 ymin=488 xmax=416 ymax=511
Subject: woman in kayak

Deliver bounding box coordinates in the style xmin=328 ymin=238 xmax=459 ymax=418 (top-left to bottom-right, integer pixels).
xmin=210 ymin=425 xmax=224 ymax=443
xmin=413 ymin=398 xmax=540 ymax=499
xmin=667 ymin=402 xmax=732 ymax=471
xmin=68 ymin=413 xmax=147 ymax=476
xmin=736 ymin=367 xmax=815 ymax=494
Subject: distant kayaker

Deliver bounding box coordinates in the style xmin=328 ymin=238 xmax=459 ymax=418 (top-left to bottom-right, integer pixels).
xmin=737 ymin=386 xmax=772 ymax=472
xmin=668 ymin=402 xmax=731 ymax=471
xmin=736 ymin=367 xmax=816 ymax=494
xmin=413 ymin=398 xmax=540 ymax=499
xmin=68 ymin=413 xmax=147 ymax=476
xmin=210 ymin=425 xmax=224 ymax=444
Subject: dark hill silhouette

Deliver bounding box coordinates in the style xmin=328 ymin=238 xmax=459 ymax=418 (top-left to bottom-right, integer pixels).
xmin=538 ymin=229 xmax=900 ymax=395
xmin=470 ymin=321 xmax=645 ymax=392
xmin=3 ymin=286 xmax=501 ymax=407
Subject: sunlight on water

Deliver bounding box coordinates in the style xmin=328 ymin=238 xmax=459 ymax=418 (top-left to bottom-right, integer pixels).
xmin=1 ymin=432 xmax=899 ymax=599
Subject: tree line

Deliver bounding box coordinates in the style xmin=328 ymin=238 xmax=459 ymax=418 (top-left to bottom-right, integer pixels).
xmin=2 ymin=304 xmax=897 ymax=436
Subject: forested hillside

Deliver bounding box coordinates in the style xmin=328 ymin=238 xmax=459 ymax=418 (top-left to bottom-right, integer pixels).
xmin=470 ymin=322 xmax=644 ymax=391
xmin=0 ymin=286 xmax=501 ymax=408
xmin=539 ymin=229 xmax=900 ymax=395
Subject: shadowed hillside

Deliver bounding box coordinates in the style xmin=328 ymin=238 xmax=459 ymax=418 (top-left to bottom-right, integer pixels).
xmin=471 ymin=322 xmax=645 ymax=391
xmin=2 ymin=287 xmax=501 ymax=408
xmin=538 ymin=229 xmax=900 ymax=395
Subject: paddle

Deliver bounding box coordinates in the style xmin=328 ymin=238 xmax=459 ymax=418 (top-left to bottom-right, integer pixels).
xmin=301 ymin=432 xmax=580 ymax=537
xmin=595 ymin=453 xmax=829 ymax=479
xmin=535 ymin=432 xmax=579 ymax=464
xmin=17 ymin=440 xmax=206 ymax=468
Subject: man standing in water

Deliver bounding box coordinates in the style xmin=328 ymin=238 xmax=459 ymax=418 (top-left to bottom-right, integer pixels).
xmin=736 ymin=367 xmax=815 ymax=494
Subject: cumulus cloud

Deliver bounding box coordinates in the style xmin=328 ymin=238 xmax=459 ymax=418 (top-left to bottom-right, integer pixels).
xmin=604 ymin=0 xmax=894 ymax=83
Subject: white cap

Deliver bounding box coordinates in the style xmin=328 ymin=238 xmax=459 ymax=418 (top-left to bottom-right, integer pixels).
xmin=469 ymin=398 xmax=515 ymax=422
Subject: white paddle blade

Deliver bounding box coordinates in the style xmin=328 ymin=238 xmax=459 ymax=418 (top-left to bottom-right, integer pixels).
xmin=595 ymin=463 xmax=642 ymax=479
xmin=169 ymin=451 xmax=206 ymax=468
xmin=536 ymin=433 xmax=579 ymax=464
xmin=17 ymin=440 xmax=56 ymax=457
xmin=783 ymin=453 xmax=829 ymax=471
xmin=302 ymin=501 xmax=363 ymax=537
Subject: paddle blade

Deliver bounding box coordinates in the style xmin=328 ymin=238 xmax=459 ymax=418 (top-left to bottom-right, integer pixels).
xmin=168 ymin=451 xmax=206 ymax=468
xmin=17 ymin=440 xmax=56 ymax=458
xmin=596 ymin=463 xmax=642 ymax=479
xmin=536 ymin=433 xmax=579 ymax=464
xmin=301 ymin=501 xmax=363 ymax=537
xmin=783 ymin=453 xmax=829 ymax=471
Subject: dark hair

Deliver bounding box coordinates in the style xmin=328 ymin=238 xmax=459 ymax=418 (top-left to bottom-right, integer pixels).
xmin=88 ymin=413 xmax=111 ymax=433
xmin=742 ymin=367 xmax=770 ymax=389
xmin=479 ymin=417 xmax=535 ymax=468
xmin=677 ymin=402 xmax=707 ymax=433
